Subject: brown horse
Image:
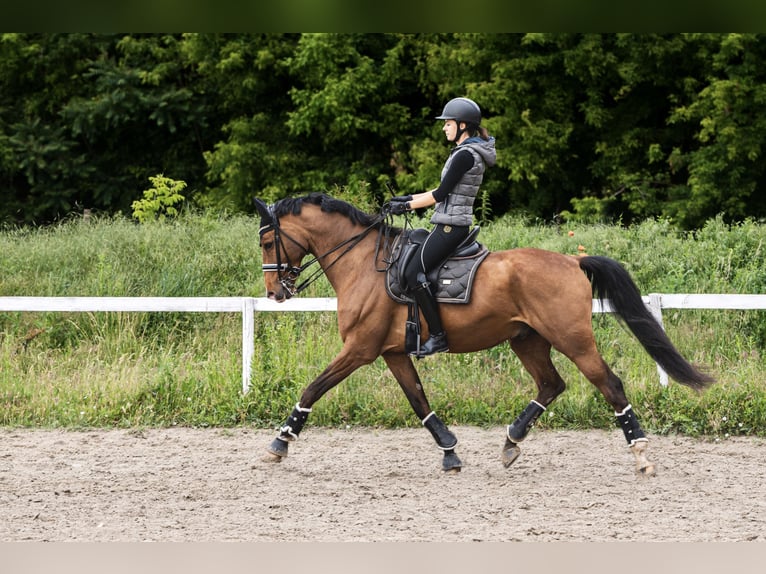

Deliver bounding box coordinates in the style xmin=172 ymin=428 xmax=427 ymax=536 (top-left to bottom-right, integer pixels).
xmin=254 ymin=192 xmax=713 ymax=475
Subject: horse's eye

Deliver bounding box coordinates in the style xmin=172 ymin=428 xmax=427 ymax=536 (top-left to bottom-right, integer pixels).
xmin=262 ymin=241 xmax=274 ymax=251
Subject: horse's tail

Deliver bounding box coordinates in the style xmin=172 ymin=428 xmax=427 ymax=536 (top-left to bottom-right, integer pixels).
xmin=579 ymin=255 xmax=714 ymax=390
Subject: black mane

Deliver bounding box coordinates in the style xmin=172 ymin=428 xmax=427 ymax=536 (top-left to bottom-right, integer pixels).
xmin=272 ymin=193 xmax=386 ymax=229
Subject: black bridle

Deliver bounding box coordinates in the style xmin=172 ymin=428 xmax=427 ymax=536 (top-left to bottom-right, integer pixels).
xmin=258 ymin=202 xmax=387 ymax=297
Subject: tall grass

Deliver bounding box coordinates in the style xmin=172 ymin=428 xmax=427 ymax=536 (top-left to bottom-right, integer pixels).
xmin=1 ymin=211 xmax=765 ymax=437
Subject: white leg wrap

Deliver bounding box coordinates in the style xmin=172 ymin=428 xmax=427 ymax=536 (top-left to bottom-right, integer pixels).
xmin=279 ymin=403 xmax=312 ymax=440
xmin=615 ymin=403 xmax=633 ymax=416
xmin=615 ymin=403 xmax=647 ymax=445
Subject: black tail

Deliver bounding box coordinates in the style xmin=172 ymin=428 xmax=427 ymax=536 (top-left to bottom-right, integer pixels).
xmin=579 ymin=255 xmax=714 ymax=390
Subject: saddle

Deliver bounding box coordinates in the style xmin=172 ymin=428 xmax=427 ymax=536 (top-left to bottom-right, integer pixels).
xmin=385 ymin=226 xmax=489 ymax=305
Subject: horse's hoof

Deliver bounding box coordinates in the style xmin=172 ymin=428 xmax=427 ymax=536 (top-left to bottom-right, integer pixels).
xmin=629 ymin=439 xmax=656 ymax=477
xmin=502 ymin=439 xmax=521 ymax=468
xmin=442 ymin=449 xmax=462 ymax=473
xmin=261 ymin=451 xmax=284 ymax=463
xmin=637 ymin=463 xmax=657 ymax=477
xmin=264 ymin=436 xmax=289 ymax=461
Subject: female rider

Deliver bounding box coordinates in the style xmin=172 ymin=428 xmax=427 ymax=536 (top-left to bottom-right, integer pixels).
xmin=388 ymin=97 xmax=496 ymax=357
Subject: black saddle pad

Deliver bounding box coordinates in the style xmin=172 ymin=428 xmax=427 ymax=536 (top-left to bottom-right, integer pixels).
xmin=385 ymin=230 xmax=489 ymax=304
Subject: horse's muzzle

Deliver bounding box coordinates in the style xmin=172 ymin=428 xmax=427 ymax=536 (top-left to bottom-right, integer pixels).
xmin=268 ymin=287 xmax=292 ymax=302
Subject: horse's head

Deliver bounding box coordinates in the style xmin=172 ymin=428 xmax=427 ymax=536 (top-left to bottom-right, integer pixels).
xmin=255 ymin=193 xmax=391 ymax=301
xmin=254 ymin=197 xmax=310 ymax=302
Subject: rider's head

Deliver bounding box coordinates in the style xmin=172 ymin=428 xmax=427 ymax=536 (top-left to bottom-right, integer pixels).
xmin=436 ymin=97 xmax=482 ymax=142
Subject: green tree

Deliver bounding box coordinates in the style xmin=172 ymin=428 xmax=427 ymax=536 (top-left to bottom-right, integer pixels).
xmin=667 ymin=34 xmax=766 ymax=227
xmin=186 ymin=33 xmax=300 ymax=210
xmin=61 ymin=34 xmax=212 ymax=216
xmin=267 ymin=34 xmax=428 ymax=204
xmin=0 ymin=33 xmax=107 ymax=223
xmin=1 ymin=33 xmax=213 ymax=224
xmin=131 ymin=174 xmax=187 ymax=223
xmin=5 ymin=33 xmax=766 ymax=229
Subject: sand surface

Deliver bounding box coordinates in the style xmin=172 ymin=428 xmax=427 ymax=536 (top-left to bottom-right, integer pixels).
xmin=2 ymin=426 xmax=764 ymax=542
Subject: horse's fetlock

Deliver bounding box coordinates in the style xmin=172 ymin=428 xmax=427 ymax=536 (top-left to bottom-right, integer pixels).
xmin=615 ymin=404 xmax=646 ymax=445
xmin=279 ymin=403 xmax=312 ymax=441
xmin=507 ymin=400 xmax=546 ymax=442
xmin=422 ymin=412 xmax=458 ymax=450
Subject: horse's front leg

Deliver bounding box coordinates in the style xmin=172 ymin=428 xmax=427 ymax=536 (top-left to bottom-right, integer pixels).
xmin=383 ymin=352 xmax=462 ymax=473
xmin=504 ymin=333 xmax=567 ymax=468
xmin=263 ymin=347 xmax=369 ymax=462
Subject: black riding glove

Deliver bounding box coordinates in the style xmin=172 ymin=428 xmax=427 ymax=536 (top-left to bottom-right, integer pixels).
xmin=390 ymin=195 xmax=413 ymax=203
xmin=387 ymin=201 xmax=410 ymax=215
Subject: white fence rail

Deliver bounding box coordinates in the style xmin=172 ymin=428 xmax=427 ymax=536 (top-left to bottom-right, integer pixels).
xmin=2 ymin=294 xmax=764 ymax=391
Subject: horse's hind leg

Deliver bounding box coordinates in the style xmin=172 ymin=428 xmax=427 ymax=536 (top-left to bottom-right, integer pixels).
xmin=383 ymin=352 xmax=462 ymax=473
xmin=504 ymin=331 xmax=567 ymax=468
xmin=567 ymin=346 xmax=656 ymax=476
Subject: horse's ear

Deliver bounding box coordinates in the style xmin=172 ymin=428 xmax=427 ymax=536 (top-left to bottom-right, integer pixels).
xmin=253 ymin=197 xmax=273 ymax=225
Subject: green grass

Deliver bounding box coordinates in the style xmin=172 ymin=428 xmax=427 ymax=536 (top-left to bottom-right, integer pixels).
xmin=1 ymin=211 xmax=766 ymax=438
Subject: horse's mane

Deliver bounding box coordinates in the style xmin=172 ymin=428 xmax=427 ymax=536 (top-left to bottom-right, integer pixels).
xmin=272 ymin=192 xmax=393 ymax=231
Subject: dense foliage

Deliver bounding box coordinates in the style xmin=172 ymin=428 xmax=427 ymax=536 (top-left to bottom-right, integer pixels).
xmin=3 ymin=33 xmax=766 ymax=229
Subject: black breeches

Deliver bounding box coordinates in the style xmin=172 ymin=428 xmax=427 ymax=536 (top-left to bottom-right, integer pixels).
xmin=403 ymin=224 xmax=470 ymax=289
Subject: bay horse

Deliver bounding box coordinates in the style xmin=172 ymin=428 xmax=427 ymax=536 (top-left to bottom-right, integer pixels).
xmin=254 ymin=192 xmax=713 ymax=475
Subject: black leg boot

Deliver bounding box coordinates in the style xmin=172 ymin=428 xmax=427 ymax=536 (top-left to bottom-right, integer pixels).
xmin=410 ymin=280 xmax=449 ymax=357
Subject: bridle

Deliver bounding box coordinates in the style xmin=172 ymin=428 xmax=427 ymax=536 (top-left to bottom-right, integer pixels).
xmin=258 ymin=202 xmax=386 ymax=298
xmin=259 ymin=213 xmax=308 ymax=297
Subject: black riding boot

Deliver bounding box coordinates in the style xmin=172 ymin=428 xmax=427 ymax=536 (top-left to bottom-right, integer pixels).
xmin=410 ymin=281 xmax=449 ymax=357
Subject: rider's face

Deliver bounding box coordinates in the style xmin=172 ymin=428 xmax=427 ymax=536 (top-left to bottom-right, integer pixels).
xmin=442 ymin=119 xmax=458 ymax=142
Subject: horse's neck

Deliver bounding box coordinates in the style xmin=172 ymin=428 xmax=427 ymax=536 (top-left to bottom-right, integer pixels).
xmin=307 ymin=220 xmax=380 ymax=293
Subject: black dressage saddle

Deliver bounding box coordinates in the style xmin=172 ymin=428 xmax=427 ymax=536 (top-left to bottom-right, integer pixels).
xmin=385 ymin=226 xmax=489 ymax=305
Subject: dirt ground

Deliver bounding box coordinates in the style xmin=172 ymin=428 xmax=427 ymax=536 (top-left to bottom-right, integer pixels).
xmin=1 ymin=426 xmax=764 ymax=542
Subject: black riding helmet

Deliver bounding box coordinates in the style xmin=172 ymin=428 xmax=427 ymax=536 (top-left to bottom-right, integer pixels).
xmin=435 ymin=97 xmax=481 ymax=140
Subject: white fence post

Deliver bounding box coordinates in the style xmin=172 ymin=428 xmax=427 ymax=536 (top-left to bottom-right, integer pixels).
xmin=647 ymin=293 xmax=670 ymax=387
xmin=241 ymin=297 xmax=255 ymax=394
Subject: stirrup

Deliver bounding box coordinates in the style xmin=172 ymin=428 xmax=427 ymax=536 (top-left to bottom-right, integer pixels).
xmin=410 ymin=332 xmax=449 ymax=357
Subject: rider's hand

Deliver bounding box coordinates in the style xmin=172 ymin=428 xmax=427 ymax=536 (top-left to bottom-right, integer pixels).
xmin=387 ymin=201 xmax=410 ymax=215
xmin=390 ymin=195 xmax=413 ymax=203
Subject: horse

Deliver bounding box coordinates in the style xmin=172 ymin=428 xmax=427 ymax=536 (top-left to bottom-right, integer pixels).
xmin=253 ymin=192 xmax=714 ymax=475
